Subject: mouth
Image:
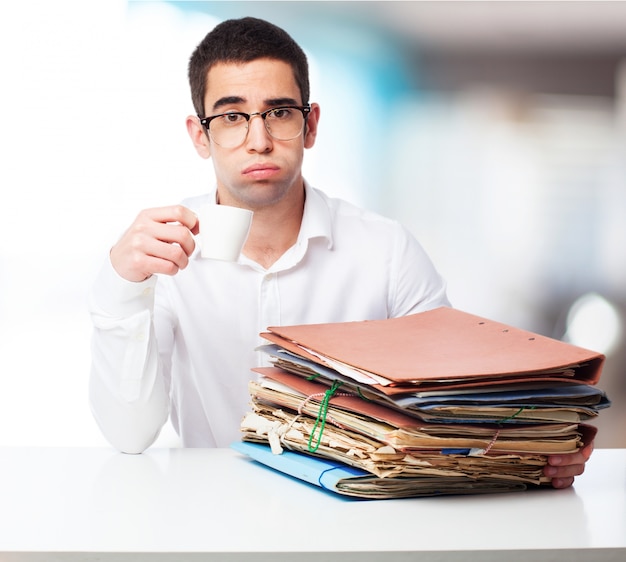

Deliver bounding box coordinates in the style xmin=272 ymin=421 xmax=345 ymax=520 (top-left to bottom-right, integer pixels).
xmin=242 ymin=163 xmax=280 ymax=180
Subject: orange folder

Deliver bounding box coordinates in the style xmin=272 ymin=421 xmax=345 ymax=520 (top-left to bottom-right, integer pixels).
xmin=261 ymin=307 xmax=605 ymax=390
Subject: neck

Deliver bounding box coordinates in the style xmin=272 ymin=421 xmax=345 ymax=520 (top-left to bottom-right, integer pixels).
xmin=236 ymin=183 xmax=306 ymax=269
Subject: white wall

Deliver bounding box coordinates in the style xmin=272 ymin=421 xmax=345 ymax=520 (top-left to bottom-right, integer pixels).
xmin=1 ymin=1 xmax=624 ymax=448
xmin=0 ymin=1 xmax=388 ymax=446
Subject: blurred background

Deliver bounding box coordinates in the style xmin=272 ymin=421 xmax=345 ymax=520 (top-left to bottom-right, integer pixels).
xmin=0 ymin=1 xmax=624 ymax=448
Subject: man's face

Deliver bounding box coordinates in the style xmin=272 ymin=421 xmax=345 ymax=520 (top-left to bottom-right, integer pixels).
xmin=201 ymin=58 xmax=318 ymax=210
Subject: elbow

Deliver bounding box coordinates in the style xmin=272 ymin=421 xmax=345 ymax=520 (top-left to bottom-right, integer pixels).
xmin=113 ymin=427 xmax=164 ymax=455
xmin=93 ymin=405 xmax=168 ymax=454
xmin=89 ymin=376 xmax=169 ymax=454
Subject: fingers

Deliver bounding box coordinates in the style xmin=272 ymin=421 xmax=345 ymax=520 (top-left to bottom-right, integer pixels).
xmin=151 ymin=220 xmax=196 ymax=257
xmin=144 ymin=205 xmax=199 ymax=232
xmin=111 ymin=205 xmax=199 ymax=282
xmin=548 ymin=440 xmax=594 ymax=470
xmin=544 ymin=439 xmax=595 ymax=489
xmin=544 ymin=460 xmax=585 ymax=480
xmin=549 ymin=476 xmax=576 ymax=489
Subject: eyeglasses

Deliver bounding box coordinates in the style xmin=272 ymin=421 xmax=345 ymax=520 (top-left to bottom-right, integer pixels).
xmin=199 ymin=105 xmax=311 ymax=148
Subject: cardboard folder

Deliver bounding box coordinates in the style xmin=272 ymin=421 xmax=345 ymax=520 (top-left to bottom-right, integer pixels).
xmin=261 ymin=307 xmax=605 ymax=390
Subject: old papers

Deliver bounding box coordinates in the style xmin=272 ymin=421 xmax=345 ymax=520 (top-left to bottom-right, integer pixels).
xmin=232 ymin=441 xmax=529 ymax=499
xmin=245 ymin=368 xmax=588 ymax=455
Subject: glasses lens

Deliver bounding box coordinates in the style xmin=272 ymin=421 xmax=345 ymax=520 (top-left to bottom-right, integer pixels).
xmin=208 ymin=113 xmax=248 ymax=148
xmin=264 ymin=107 xmax=305 ymax=141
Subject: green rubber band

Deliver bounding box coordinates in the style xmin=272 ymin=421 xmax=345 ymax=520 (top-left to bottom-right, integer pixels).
xmin=307 ymin=380 xmax=343 ymax=453
xmin=498 ymin=405 xmax=536 ymax=425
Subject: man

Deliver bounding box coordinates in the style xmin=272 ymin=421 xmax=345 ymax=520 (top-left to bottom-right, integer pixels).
xmin=89 ymin=17 xmax=591 ymax=487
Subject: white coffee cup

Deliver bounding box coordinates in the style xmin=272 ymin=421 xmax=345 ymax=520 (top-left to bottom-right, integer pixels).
xmin=198 ymin=204 xmax=253 ymax=261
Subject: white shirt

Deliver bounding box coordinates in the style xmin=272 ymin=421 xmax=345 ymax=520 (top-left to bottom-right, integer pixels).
xmin=89 ymin=183 xmax=450 ymax=453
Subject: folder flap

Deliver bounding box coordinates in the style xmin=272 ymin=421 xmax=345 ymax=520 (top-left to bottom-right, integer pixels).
xmin=264 ymin=307 xmax=605 ymax=385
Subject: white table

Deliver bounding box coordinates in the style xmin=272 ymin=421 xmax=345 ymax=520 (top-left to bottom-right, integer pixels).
xmin=0 ymin=447 xmax=624 ymax=561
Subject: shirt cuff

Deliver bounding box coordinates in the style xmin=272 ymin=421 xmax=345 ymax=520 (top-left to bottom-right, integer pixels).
xmin=90 ymin=256 xmax=158 ymax=318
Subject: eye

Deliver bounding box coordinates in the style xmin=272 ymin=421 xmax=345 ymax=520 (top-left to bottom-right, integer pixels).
xmin=268 ymin=107 xmax=293 ymax=120
xmin=220 ymin=112 xmax=247 ymax=126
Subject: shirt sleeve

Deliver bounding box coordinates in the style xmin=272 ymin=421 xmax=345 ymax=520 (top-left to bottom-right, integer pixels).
xmin=88 ymin=257 xmax=169 ymax=454
xmin=388 ymin=223 xmax=451 ymax=317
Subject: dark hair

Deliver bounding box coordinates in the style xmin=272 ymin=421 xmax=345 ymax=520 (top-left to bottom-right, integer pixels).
xmin=188 ymin=17 xmax=310 ymax=117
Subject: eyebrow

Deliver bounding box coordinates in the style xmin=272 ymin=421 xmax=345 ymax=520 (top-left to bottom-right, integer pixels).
xmin=211 ymin=96 xmax=301 ymax=113
xmin=211 ymin=96 xmax=245 ymax=112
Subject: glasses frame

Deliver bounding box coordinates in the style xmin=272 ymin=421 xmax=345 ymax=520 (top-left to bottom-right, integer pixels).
xmin=199 ymin=105 xmax=311 ymax=147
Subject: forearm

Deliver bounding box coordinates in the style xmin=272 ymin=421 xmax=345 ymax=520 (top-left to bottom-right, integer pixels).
xmin=88 ymin=260 xmax=169 ymax=454
xmin=89 ymin=310 xmax=169 ymax=453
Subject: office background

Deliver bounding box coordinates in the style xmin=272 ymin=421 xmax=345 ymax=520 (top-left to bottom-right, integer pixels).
xmin=0 ymin=0 xmax=624 ymax=448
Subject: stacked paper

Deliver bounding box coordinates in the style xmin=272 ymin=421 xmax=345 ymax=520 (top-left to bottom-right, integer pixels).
xmin=234 ymin=307 xmax=610 ymax=499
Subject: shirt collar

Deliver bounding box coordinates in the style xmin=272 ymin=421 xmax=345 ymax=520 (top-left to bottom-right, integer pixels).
xmin=299 ymin=180 xmax=334 ymax=250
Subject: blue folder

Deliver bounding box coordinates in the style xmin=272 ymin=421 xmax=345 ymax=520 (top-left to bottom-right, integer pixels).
xmin=231 ymin=441 xmax=369 ymax=493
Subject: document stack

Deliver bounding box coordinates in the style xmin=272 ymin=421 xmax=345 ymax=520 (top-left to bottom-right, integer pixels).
xmin=233 ymin=307 xmax=610 ymax=499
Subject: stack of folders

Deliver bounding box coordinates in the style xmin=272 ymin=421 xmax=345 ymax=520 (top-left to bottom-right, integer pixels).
xmin=232 ymin=307 xmax=610 ymax=499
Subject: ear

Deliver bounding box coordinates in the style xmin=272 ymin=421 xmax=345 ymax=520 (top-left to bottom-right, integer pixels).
xmin=303 ymin=103 xmax=320 ymax=149
xmin=186 ymin=115 xmax=211 ymax=159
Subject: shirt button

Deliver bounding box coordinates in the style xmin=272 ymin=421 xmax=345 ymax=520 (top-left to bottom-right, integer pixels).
xmin=141 ymin=287 xmax=153 ymax=297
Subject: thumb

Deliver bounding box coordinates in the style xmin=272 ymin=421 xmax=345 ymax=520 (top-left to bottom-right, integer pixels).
xmin=190 ymin=212 xmax=200 ymax=236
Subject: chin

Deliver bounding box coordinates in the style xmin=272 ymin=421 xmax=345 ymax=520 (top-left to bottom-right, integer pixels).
xmin=241 ymin=183 xmax=295 ymax=209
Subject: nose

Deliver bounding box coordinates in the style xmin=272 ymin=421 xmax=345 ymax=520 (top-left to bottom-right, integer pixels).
xmin=245 ymin=113 xmax=272 ymax=152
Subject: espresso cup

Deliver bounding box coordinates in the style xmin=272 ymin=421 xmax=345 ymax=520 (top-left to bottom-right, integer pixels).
xmin=198 ymin=204 xmax=253 ymax=261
